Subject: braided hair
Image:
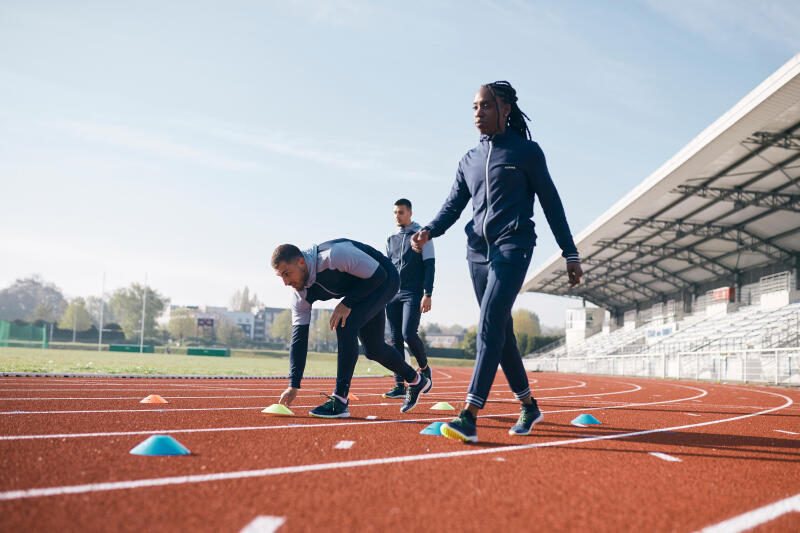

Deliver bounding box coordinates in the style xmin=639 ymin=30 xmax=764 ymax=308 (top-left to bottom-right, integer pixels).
xmin=482 ymin=81 xmax=531 ymax=140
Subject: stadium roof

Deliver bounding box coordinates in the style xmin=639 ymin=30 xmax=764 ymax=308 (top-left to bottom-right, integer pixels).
xmin=521 ymin=53 xmax=800 ymax=313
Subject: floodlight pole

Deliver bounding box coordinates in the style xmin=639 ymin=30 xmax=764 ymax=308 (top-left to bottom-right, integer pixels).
xmin=140 ymin=273 xmax=148 ymax=354
xmin=72 ymin=301 xmax=77 ymax=343
xmin=98 ymin=272 xmax=105 ymax=351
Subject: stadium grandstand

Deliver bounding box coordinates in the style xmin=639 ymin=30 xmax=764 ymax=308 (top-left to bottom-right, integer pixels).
xmin=523 ymin=54 xmax=800 ymax=385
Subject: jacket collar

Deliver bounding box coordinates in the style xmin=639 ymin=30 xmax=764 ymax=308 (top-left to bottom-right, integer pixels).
xmin=302 ymin=244 xmax=319 ymax=288
xmin=393 ymin=221 xmax=421 ymax=234
xmin=479 ymin=128 xmax=517 ymax=143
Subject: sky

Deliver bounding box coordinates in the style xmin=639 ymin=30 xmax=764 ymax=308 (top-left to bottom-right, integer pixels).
xmin=1 ymin=0 xmax=799 ymax=329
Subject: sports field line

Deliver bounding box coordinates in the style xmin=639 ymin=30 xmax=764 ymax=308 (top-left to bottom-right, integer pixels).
xmin=0 ymin=387 xmax=789 ymax=502
xmin=696 ymin=492 xmax=800 ymax=533
xmin=0 ymin=384 xmax=708 ymax=440
xmin=0 ymin=381 xmax=632 ymax=405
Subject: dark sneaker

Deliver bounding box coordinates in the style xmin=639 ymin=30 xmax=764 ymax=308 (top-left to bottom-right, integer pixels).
xmin=382 ymin=384 xmax=407 ymax=399
xmin=419 ymin=366 xmax=432 ymax=389
xmin=400 ymin=374 xmax=432 ymax=413
xmin=508 ymin=399 xmax=543 ymax=436
xmin=441 ymin=410 xmax=478 ymax=443
xmin=309 ymin=394 xmax=350 ymax=419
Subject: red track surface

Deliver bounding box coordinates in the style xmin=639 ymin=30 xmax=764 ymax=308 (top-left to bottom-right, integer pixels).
xmin=1 ymin=368 xmax=798 ymax=532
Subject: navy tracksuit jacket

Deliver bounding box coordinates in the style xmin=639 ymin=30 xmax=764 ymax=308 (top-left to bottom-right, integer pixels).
xmin=425 ymin=129 xmax=580 ymax=408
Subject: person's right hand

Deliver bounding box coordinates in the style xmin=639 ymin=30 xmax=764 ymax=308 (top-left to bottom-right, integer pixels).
xmin=279 ymin=386 xmax=298 ymax=406
xmin=411 ymin=229 xmax=430 ymax=253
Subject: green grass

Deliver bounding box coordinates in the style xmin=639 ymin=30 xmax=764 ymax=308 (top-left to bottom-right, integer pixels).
xmin=0 ymin=346 xmax=474 ymax=377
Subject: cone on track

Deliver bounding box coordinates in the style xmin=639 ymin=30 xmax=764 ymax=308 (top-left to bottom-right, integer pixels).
xmin=571 ymin=414 xmax=601 ymax=426
xmin=140 ymin=395 xmax=168 ymax=404
xmin=430 ymin=402 xmax=455 ymax=411
xmin=262 ymin=403 xmax=294 ymax=416
xmin=347 ymin=392 xmax=359 ymax=401
xmin=130 ymin=435 xmax=191 ymax=456
xmin=420 ymin=422 xmax=445 ymax=435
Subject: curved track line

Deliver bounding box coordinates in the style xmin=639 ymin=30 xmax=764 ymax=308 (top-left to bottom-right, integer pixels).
xmin=0 ymin=387 xmax=790 ymax=501
xmin=0 ymin=382 xmax=708 ymax=440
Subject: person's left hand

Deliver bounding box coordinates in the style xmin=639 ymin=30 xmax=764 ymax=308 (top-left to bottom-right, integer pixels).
xmin=567 ymin=262 xmax=583 ymax=287
xmin=420 ymin=295 xmax=432 ymax=313
xmin=330 ymin=301 xmax=352 ymax=330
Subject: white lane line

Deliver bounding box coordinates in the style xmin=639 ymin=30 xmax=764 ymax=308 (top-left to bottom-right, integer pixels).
xmin=240 ymin=516 xmax=286 ymax=533
xmin=0 ymin=389 xmax=790 ymax=502
xmin=697 ymin=493 xmax=800 ymax=533
xmin=774 ymin=429 xmax=798 ymax=435
xmin=685 ymin=413 xmax=701 ymax=416
xmin=0 ymin=385 xmax=709 ymax=441
xmin=649 ymin=452 xmax=681 ymax=462
xmin=334 ymin=441 xmax=354 ymax=450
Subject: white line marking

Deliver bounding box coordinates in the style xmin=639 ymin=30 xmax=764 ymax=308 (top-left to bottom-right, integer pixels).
xmin=571 ymin=422 xmax=586 ymax=428
xmin=240 ymin=515 xmax=286 ymax=533
xmin=774 ymin=429 xmax=798 ymax=435
xmin=365 ymin=416 xmax=377 ymax=420
xmin=697 ymin=493 xmax=800 ymax=533
xmin=0 ymin=386 xmax=709 ymax=441
xmin=685 ymin=413 xmax=701 ymax=416
xmin=649 ymin=452 xmax=681 ymax=462
xmin=0 ymin=389 xmax=789 ymax=502
xmin=334 ymin=440 xmax=354 ymax=449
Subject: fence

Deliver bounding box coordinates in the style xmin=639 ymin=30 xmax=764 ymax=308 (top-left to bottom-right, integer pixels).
xmin=524 ymin=348 xmax=800 ymax=385
xmin=0 ymin=320 xmax=48 ymax=348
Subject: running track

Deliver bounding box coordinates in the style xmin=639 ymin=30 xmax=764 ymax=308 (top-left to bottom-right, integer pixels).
xmin=0 ymin=368 xmax=798 ymax=532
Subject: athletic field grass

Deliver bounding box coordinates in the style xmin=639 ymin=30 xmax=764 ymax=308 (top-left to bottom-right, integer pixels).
xmin=0 ymin=346 xmax=473 ymax=376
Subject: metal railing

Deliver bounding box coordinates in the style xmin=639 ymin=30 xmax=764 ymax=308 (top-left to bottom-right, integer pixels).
xmin=523 ymin=348 xmax=800 ymax=385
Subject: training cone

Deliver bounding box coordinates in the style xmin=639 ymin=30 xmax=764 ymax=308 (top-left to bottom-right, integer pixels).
xmin=430 ymin=402 xmax=455 ymax=411
xmin=130 ymin=435 xmax=191 ymax=456
xmin=347 ymin=392 xmax=359 ymax=401
xmin=262 ymin=403 xmax=294 ymax=416
xmin=571 ymin=414 xmax=602 ymax=426
xmin=420 ymin=422 xmax=445 ymax=435
xmin=140 ymin=395 xmax=168 ymax=404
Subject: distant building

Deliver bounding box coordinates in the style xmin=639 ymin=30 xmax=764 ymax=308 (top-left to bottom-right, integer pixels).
xmin=253 ymin=307 xmax=288 ymax=341
xmin=427 ymin=333 xmax=464 ymax=348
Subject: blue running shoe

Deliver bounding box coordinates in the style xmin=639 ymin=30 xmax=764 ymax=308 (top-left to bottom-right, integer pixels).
xmin=400 ymin=374 xmax=432 ymax=413
xmin=420 ymin=366 xmax=432 ymax=390
xmin=441 ymin=409 xmax=478 ymax=443
xmin=309 ymin=393 xmax=350 ymax=419
xmin=382 ymin=384 xmax=406 ymax=399
xmin=508 ymin=399 xmax=543 ymax=436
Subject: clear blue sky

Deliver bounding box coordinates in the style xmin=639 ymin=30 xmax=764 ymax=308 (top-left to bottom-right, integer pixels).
xmin=1 ymin=1 xmax=798 ymax=328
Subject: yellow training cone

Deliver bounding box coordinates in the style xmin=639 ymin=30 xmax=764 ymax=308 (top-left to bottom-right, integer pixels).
xmin=431 ymin=402 xmax=455 ymax=410
xmin=262 ymin=403 xmax=294 ymax=416
xmin=140 ymin=395 xmax=168 ymax=404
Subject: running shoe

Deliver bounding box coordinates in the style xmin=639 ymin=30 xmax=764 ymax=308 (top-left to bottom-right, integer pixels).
xmin=400 ymin=374 xmax=431 ymax=413
xmin=441 ymin=409 xmax=478 ymax=443
xmin=382 ymin=383 xmax=407 ymax=399
xmin=508 ymin=398 xmax=543 ymax=436
xmin=309 ymin=393 xmax=350 ymax=419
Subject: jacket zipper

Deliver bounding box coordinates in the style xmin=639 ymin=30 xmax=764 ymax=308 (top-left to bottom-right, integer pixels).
xmin=398 ymin=232 xmax=407 ymax=293
xmin=482 ymin=140 xmax=493 ymax=260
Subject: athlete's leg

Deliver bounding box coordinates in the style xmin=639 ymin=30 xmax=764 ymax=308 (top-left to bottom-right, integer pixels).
xmin=385 ymin=294 xmax=406 ymax=387
xmin=402 ymin=291 xmax=428 ymax=369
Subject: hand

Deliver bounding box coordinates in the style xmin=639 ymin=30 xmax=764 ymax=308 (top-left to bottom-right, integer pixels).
xmin=329 ymin=301 xmax=352 ymax=330
xmin=567 ymin=262 xmax=583 ymax=287
xmin=279 ymin=386 xmax=298 ymax=406
xmin=410 ymin=229 xmax=430 ymax=253
xmin=420 ymin=294 xmax=432 ymax=313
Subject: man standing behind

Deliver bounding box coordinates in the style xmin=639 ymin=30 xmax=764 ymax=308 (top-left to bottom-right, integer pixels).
xmin=382 ymin=198 xmax=435 ymax=399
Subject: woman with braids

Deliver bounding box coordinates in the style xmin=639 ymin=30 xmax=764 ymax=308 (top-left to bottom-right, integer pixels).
xmin=411 ymin=81 xmax=582 ymax=442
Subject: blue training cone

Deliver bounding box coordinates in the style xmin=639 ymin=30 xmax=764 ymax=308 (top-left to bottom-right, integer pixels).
xmin=130 ymin=435 xmax=191 ymax=456
xmin=571 ymin=414 xmax=602 ymax=426
xmin=420 ymin=422 xmax=445 ymax=435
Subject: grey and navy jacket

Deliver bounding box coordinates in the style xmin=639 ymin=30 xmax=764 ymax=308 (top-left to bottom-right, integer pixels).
xmin=386 ymin=221 xmax=435 ymax=296
xmin=425 ymin=129 xmax=580 ymax=264
xmin=287 ymin=238 xmax=395 ymax=388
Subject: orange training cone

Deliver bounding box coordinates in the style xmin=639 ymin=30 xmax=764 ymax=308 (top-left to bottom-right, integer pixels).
xmin=347 ymin=392 xmax=359 ymax=401
xmin=141 ymin=395 xmax=168 ymax=404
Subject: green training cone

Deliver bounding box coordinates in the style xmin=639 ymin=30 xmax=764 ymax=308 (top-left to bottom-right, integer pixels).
xmin=130 ymin=435 xmax=191 ymax=456
xmin=262 ymin=403 xmax=294 ymax=416
xmin=430 ymin=402 xmax=455 ymax=410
